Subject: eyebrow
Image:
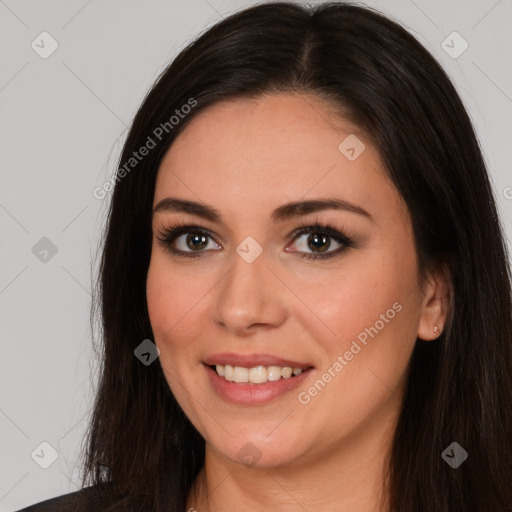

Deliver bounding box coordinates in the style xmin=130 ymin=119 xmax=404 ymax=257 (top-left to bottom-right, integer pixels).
xmin=152 ymin=197 xmax=373 ymax=223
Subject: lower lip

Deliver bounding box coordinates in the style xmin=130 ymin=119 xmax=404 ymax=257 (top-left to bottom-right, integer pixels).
xmin=205 ymin=364 xmax=313 ymax=405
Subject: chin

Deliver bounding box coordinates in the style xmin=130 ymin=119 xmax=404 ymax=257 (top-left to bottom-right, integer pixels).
xmin=205 ymin=426 xmax=310 ymax=469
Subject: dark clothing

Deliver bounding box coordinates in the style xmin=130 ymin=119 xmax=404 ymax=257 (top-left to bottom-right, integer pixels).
xmin=15 ymin=482 xmax=122 ymax=512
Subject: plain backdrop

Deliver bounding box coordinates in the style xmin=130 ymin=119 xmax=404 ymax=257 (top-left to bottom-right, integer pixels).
xmin=1 ymin=0 xmax=511 ymax=510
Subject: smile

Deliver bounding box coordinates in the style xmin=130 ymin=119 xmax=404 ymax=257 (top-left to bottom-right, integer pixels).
xmin=203 ymin=354 xmax=314 ymax=405
xmin=212 ymin=364 xmax=306 ymax=384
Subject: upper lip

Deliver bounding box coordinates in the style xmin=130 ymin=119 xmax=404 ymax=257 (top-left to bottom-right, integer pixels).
xmin=204 ymin=353 xmax=313 ymax=369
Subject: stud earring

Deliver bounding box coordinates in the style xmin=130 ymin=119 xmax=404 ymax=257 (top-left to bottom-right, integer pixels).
xmin=433 ymin=326 xmax=440 ymax=336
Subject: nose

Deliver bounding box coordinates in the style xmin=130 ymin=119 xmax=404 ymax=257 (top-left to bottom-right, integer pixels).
xmin=211 ymin=248 xmax=288 ymax=335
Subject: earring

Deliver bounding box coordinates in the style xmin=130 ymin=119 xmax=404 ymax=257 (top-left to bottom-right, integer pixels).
xmin=433 ymin=326 xmax=440 ymax=336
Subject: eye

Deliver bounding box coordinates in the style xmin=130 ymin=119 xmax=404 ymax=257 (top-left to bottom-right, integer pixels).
xmin=156 ymin=220 xmax=355 ymax=261
xmin=175 ymin=232 xmax=219 ymax=252
xmin=287 ymin=222 xmax=355 ymax=261
xmin=156 ymin=223 xmax=221 ymax=258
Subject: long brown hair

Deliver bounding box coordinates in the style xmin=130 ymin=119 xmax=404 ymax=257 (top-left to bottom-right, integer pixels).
xmin=80 ymin=3 xmax=512 ymax=510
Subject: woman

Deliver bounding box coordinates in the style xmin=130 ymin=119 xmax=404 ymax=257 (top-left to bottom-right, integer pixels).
xmin=18 ymin=2 xmax=512 ymax=511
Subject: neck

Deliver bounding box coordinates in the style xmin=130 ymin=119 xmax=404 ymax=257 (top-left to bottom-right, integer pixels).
xmin=187 ymin=395 xmax=399 ymax=512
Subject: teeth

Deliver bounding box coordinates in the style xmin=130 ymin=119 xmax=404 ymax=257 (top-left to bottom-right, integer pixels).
xmin=267 ymin=366 xmax=282 ymax=381
xmin=224 ymin=365 xmax=234 ymax=382
xmin=249 ymin=366 xmax=267 ymax=384
xmin=233 ymin=366 xmax=249 ymax=383
xmin=281 ymin=367 xmax=292 ymax=378
xmin=213 ymin=364 xmax=307 ymax=384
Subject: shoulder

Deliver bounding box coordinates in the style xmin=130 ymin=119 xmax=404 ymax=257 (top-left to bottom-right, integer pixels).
xmin=15 ymin=481 xmax=121 ymax=512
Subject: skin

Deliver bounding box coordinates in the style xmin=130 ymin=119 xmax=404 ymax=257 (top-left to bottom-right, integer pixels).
xmin=146 ymin=93 xmax=451 ymax=511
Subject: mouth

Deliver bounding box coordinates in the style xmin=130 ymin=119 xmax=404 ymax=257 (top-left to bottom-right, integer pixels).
xmin=203 ymin=353 xmax=315 ymax=404
xmin=207 ymin=363 xmax=313 ymax=384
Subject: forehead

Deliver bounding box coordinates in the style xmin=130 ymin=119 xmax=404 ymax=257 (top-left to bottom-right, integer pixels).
xmin=153 ymin=93 xmax=403 ymax=224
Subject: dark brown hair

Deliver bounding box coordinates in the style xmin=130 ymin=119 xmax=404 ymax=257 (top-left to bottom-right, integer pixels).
xmin=80 ymin=2 xmax=512 ymax=511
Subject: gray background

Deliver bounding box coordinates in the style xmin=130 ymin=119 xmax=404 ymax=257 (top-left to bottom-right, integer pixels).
xmin=1 ymin=0 xmax=511 ymax=510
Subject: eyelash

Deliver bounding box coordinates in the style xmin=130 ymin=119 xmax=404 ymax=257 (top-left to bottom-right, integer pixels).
xmin=155 ymin=220 xmax=356 ymax=261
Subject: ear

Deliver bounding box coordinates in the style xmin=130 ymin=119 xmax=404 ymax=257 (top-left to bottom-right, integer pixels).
xmin=417 ymin=262 xmax=452 ymax=341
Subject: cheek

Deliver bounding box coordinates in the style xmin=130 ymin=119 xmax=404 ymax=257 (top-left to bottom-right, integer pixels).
xmin=146 ymin=253 xmax=222 ymax=390
xmin=291 ymin=259 xmax=412 ymax=342
xmin=292 ymin=271 xmax=419 ymax=446
xmin=146 ymin=255 xmax=210 ymax=414
xmin=293 ymin=245 xmax=421 ymax=381
xmin=147 ymin=256 xmax=194 ymax=371
xmin=146 ymin=253 xmax=209 ymax=338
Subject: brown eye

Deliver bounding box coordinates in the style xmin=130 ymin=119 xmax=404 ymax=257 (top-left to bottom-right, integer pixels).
xmin=306 ymin=233 xmax=331 ymax=253
xmin=288 ymin=222 xmax=355 ymax=261
xmin=292 ymin=231 xmax=344 ymax=255
xmin=156 ymin=225 xmax=222 ymax=258
xmin=185 ymin=232 xmax=209 ymax=251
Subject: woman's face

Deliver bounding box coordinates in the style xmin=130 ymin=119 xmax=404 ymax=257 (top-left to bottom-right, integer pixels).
xmin=146 ymin=93 xmax=438 ymax=468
